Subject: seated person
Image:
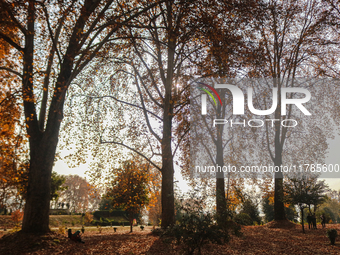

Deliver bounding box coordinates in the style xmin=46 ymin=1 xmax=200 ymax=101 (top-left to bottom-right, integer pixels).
xmin=68 ymin=229 xmax=85 ymax=243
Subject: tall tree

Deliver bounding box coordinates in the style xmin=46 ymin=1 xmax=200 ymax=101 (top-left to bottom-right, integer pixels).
xmin=245 ymin=0 xmax=336 ymax=221
xmin=105 ymin=160 xmax=150 ymax=232
xmin=284 ymin=175 xmax=328 ymax=233
xmin=58 ymin=175 xmax=100 ymax=213
xmin=189 ymin=0 xmax=263 ymax=220
xmin=0 ymin=0 xmax=161 ymax=233
xmin=70 ymin=0 xmax=206 ymax=228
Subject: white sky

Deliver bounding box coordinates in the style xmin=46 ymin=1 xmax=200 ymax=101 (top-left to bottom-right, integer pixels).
xmin=53 ymin=134 xmax=340 ymax=194
xmin=321 ymin=134 xmax=340 ymax=190
xmin=53 ymin=155 xmax=191 ymax=193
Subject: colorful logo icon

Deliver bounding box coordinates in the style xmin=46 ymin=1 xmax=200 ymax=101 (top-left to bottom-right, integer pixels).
xmin=196 ymin=82 xmax=222 ymax=107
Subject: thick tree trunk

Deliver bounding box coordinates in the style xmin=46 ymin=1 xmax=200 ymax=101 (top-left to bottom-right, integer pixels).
xmin=22 ymin=87 xmax=63 ymax=233
xmin=161 ymin=105 xmax=174 ymax=228
xmin=20 ymin=0 xmax=94 ymax=233
xmin=22 ymin=143 xmax=56 ymax=233
xmin=20 ymin=0 xmax=55 ymax=233
xmin=22 ymin=79 xmax=65 ymax=233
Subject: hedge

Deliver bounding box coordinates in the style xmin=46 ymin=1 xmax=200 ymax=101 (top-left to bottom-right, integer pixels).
xmin=93 ymin=210 xmax=140 ymax=221
xmin=93 ymin=210 xmax=127 ymax=219
xmin=92 ymin=220 xmax=130 ymax=226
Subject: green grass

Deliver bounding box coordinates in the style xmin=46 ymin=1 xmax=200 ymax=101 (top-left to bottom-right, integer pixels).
xmin=49 ymin=215 xmax=84 ymax=228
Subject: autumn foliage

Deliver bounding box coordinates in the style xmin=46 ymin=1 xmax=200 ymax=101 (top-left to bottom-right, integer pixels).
xmin=0 ymin=65 xmax=28 ymax=210
xmin=106 ymin=160 xmax=150 ymax=232
xmin=11 ymin=210 xmax=23 ymax=224
xmin=84 ymin=212 xmax=94 ymax=224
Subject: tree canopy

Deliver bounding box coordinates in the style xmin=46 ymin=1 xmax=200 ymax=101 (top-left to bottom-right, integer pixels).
xmin=105 ymin=160 xmax=150 ymax=232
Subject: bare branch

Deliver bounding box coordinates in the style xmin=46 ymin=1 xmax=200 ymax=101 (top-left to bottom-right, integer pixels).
xmin=0 ymin=67 xmax=22 ymax=78
xmin=0 ymin=32 xmax=23 ymax=53
xmin=100 ymin=137 xmax=161 ymax=172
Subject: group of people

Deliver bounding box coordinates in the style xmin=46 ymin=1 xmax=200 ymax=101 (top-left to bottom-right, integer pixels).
xmin=307 ymin=213 xmax=326 ymax=229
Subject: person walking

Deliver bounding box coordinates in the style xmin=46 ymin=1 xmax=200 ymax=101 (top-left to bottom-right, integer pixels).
xmin=307 ymin=214 xmax=312 ymax=229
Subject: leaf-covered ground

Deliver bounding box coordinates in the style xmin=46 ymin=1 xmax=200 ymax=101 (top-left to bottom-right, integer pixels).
xmin=1 ymin=224 xmax=340 ymax=254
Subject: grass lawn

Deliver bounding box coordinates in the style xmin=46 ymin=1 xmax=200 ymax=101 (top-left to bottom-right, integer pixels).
xmin=0 ymin=215 xmax=130 ymax=230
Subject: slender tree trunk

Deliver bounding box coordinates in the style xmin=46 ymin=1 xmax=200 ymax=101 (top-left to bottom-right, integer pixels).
xmin=160 ymin=26 xmax=176 ymax=228
xmin=22 ymin=143 xmax=56 ymax=232
xmin=273 ymin=83 xmax=286 ymax=221
xmin=300 ymin=206 xmax=305 ymax=233
xmin=274 ymin=158 xmax=286 ymax=220
xmin=216 ymin=122 xmax=225 ymax=220
xmin=129 ymin=212 xmax=133 ymax=233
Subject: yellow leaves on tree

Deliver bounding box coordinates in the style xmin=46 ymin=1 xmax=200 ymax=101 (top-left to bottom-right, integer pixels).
xmin=106 ymin=160 xmax=150 ymax=232
xmin=0 ymin=9 xmax=28 ymax=210
xmin=84 ymin=211 xmax=94 ymax=224
xmin=0 ymin=91 xmax=28 ymax=209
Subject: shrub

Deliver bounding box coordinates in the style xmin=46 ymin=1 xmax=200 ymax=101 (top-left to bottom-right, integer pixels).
xmin=97 ymin=225 xmax=103 ymax=233
xmin=92 ymin=220 xmax=129 ymax=226
xmin=163 ymin=193 xmax=231 ymax=255
xmin=234 ymin=213 xmax=253 ymax=226
xmin=164 ymin=212 xmax=229 ymax=254
xmin=58 ymin=226 xmax=65 ymax=235
xmin=11 ymin=210 xmax=23 ymax=224
xmin=151 ymin=228 xmax=163 ymax=236
xmin=84 ymin=212 xmax=93 ymax=224
xmin=327 ymin=229 xmax=338 ymax=245
xmin=93 ymin=210 xmax=130 ymax=219
xmin=327 ymin=229 xmax=338 ymax=238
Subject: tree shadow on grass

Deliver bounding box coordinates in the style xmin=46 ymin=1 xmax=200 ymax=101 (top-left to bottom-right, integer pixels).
xmin=145 ymin=233 xmax=175 ymax=254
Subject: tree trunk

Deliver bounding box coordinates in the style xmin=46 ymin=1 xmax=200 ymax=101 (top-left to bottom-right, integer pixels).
xmin=274 ymin=166 xmax=286 ymax=220
xmin=22 ymin=88 xmax=63 ymax=233
xmin=273 ymin=84 xmax=286 ymax=221
xmin=20 ymin=0 xmax=93 ymax=233
xmin=300 ymin=206 xmax=305 ymax=233
xmin=216 ymin=121 xmax=225 ymax=220
xmin=161 ymin=108 xmax=174 ymax=228
xmin=129 ymin=212 xmax=133 ymax=233
xmin=21 ymin=144 xmax=55 ymax=233
xmin=160 ymin=29 xmax=176 ymax=228
xmin=20 ymin=0 xmax=55 ymax=233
